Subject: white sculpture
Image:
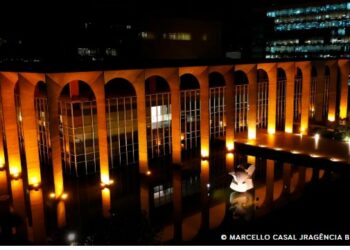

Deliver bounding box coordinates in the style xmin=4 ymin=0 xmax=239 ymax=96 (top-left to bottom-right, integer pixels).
xmin=228 ymin=164 xmax=255 ymax=193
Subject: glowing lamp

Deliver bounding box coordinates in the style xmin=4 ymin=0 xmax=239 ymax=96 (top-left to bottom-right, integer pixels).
xmin=100 ymin=179 xmax=114 ymax=189
xmin=0 ymin=162 xmax=5 ymax=171
xmin=328 ymin=115 xmax=335 ymax=122
xmin=180 ymin=133 xmax=185 ymax=141
xmin=201 ymin=148 xmax=209 ymax=160
xmin=314 ymin=133 xmax=320 ymax=141
xmin=28 ymin=177 xmax=41 ymax=191
xmin=61 ymin=193 xmax=68 ymax=200
xmin=10 ymin=167 xmax=21 ymax=180
xmin=49 ymin=192 xmax=68 ymax=201
xmin=146 ymin=170 xmax=151 ymax=176
xmin=268 ymin=127 xmax=275 ymax=135
xmin=226 ymin=142 xmax=234 ymax=152
xmin=285 ymin=127 xmax=293 ymax=134
xmin=248 ymin=130 xmax=256 ymax=140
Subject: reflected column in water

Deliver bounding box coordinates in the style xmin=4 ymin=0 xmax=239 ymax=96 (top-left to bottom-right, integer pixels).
xmin=172 ymin=167 xmax=182 ymax=242
xmin=57 ymin=201 xmax=66 ymax=229
xmin=0 ymin=168 xmax=8 ymax=195
xmin=101 ymin=188 xmax=111 ymax=218
xmin=265 ymin=159 xmax=274 ymax=206
xmin=283 ymin=163 xmax=292 ymax=194
xmin=200 ymin=160 xmax=209 ymax=232
xmin=225 ymin=153 xmax=234 ymax=172
xmin=10 ymin=179 xmax=26 ymax=237
xmin=28 ymin=190 xmax=46 ymax=244
xmin=140 ymin=179 xmax=150 ymax=217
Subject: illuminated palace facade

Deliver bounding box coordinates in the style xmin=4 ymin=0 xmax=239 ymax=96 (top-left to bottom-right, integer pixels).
xmin=266 ymin=2 xmax=350 ymax=59
xmin=0 ymin=59 xmax=348 ymax=198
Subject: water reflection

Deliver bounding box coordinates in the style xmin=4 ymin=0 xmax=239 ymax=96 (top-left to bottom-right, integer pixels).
xmin=229 ymin=191 xmax=254 ymax=221
xmin=0 ymin=148 xmax=344 ymax=245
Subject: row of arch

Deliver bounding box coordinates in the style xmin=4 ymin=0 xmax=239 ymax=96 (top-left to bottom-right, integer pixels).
xmin=20 ymin=66 xmax=330 ymax=175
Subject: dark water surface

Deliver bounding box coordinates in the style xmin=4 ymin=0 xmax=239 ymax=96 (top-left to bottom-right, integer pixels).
xmin=1 ymin=145 xmax=350 ymax=245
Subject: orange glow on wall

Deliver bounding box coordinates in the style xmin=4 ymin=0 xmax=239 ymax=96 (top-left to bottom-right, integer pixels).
xmin=340 ymin=106 xmax=347 ymax=119
xmin=300 ymin=125 xmax=307 ymax=135
xmin=328 ymin=114 xmax=335 ymax=122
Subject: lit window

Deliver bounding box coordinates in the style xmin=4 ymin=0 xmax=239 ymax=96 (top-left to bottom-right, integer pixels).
xmin=162 ymin=32 xmax=191 ymax=41
xmin=140 ymin=31 xmax=155 ymax=40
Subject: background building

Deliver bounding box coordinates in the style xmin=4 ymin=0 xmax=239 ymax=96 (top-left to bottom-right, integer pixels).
xmin=266 ymin=1 xmax=350 ymax=59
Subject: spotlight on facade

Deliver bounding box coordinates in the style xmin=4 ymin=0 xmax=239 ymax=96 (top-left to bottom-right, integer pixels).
xmin=28 ymin=181 xmax=41 ymax=191
xmin=146 ymin=170 xmax=152 ymax=176
xmin=49 ymin=192 xmax=68 ymax=201
xmin=201 ymin=149 xmax=209 ymax=160
xmin=226 ymin=142 xmax=234 ymax=153
xmin=268 ymin=128 xmax=275 ymax=135
xmin=314 ymin=133 xmax=320 ymax=141
xmin=100 ymin=179 xmax=114 ymax=189
xmin=0 ymin=162 xmax=5 ymax=171
xmin=10 ymin=168 xmax=21 ymax=180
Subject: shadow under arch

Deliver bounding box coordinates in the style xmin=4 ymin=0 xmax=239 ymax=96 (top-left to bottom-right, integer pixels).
xmin=104 ymin=78 xmax=139 ymax=169
xmin=209 ymin=72 xmax=226 ymax=140
xmin=257 ymin=69 xmax=269 ymax=129
xmin=180 ymin=74 xmax=201 ymax=156
xmin=58 ymin=80 xmax=99 ymax=177
xmin=145 ymin=76 xmax=172 ymax=163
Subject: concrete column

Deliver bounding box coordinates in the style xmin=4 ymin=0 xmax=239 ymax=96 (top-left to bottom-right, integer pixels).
xmin=267 ymin=65 xmax=277 ymax=134
xmin=224 ymin=71 xmax=235 ymax=150
xmin=247 ymin=66 xmax=257 ymax=139
xmin=132 ymin=72 xmax=148 ymax=173
xmin=338 ymin=60 xmax=350 ymax=120
xmin=46 ymin=76 xmax=64 ymax=197
xmin=18 ymin=74 xmax=42 ymax=186
xmin=198 ymin=70 xmax=210 ymax=158
xmin=169 ymin=73 xmax=181 ymax=164
xmin=299 ymin=62 xmax=311 ymax=135
xmin=283 ymin=63 xmax=295 ymax=133
xmin=0 ymin=99 xmax=4 ymax=167
xmin=315 ymin=64 xmax=325 ymax=122
xmin=0 ymin=73 xmax=22 ymax=176
xmin=282 ymin=163 xmax=292 ymax=194
xmin=327 ymin=63 xmax=338 ymax=122
xmin=90 ymin=75 xmax=110 ymax=184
